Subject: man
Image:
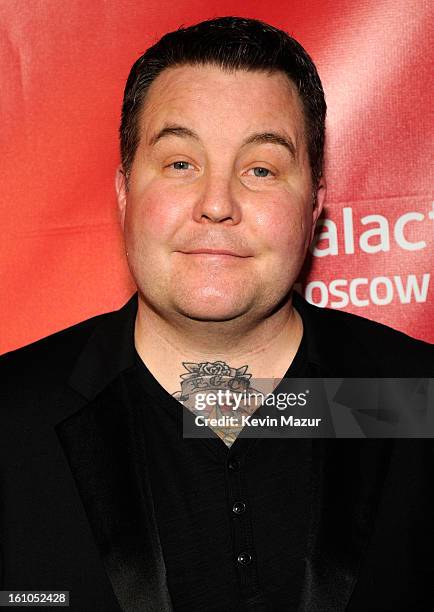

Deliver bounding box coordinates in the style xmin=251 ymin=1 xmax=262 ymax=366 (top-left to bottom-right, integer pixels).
xmin=1 ymin=16 xmax=433 ymax=612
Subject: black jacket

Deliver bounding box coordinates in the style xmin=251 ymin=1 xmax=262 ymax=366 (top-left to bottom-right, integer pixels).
xmin=0 ymin=292 xmax=433 ymax=612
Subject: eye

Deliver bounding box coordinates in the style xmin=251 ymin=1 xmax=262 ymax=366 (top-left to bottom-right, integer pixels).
xmin=247 ymin=167 xmax=274 ymax=178
xmin=171 ymin=161 xmax=194 ymax=171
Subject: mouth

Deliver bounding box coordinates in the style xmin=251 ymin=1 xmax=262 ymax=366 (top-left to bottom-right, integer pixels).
xmin=178 ymin=249 xmax=252 ymax=258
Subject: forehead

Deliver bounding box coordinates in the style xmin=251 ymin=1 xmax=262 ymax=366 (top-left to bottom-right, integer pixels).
xmin=138 ymin=64 xmax=306 ymax=145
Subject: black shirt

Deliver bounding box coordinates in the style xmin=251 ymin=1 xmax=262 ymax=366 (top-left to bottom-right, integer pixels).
xmin=130 ymin=327 xmax=316 ymax=612
xmin=2 ymin=290 xmax=433 ymax=611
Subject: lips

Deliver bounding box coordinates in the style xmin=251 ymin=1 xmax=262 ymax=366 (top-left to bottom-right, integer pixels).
xmin=178 ymin=249 xmax=252 ymax=258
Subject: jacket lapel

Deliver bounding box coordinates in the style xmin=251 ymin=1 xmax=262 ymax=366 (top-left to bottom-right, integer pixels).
xmin=294 ymin=293 xmax=393 ymax=611
xmin=298 ymin=438 xmax=392 ymax=611
xmin=54 ymin=293 xmax=173 ymax=612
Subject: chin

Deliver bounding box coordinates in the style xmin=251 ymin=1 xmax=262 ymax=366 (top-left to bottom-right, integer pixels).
xmin=173 ymin=288 xmax=250 ymax=322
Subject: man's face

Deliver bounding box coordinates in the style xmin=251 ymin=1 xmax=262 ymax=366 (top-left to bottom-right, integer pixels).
xmin=116 ymin=64 xmax=325 ymax=322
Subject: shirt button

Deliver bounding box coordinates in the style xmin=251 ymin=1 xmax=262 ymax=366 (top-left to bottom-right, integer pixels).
xmin=228 ymin=457 xmax=240 ymax=471
xmin=232 ymin=501 xmax=246 ymax=515
xmin=237 ymin=552 xmax=252 ymax=566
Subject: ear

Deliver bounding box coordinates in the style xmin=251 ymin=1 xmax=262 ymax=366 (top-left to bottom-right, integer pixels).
xmin=115 ymin=165 xmax=128 ymax=231
xmin=310 ymin=176 xmax=326 ymax=243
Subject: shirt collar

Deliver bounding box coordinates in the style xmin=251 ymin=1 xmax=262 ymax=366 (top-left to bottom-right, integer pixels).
xmin=67 ymin=290 xmax=347 ymax=401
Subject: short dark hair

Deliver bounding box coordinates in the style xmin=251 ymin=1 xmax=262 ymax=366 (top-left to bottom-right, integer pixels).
xmin=120 ymin=16 xmax=326 ymax=188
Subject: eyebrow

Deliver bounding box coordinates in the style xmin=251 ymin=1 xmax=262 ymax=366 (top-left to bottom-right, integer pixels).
xmin=148 ymin=123 xmax=296 ymax=159
xmin=148 ymin=125 xmax=200 ymax=146
xmin=242 ymin=132 xmax=296 ymax=160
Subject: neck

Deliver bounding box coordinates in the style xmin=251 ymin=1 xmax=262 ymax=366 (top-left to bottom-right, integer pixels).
xmin=134 ymin=293 xmax=303 ymax=396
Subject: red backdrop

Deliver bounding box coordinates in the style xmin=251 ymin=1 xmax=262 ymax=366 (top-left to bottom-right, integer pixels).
xmin=1 ymin=0 xmax=433 ymax=354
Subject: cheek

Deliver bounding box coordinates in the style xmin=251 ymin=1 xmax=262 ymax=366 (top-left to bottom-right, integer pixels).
xmin=251 ymin=195 xmax=310 ymax=253
xmin=125 ymin=183 xmax=187 ymax=245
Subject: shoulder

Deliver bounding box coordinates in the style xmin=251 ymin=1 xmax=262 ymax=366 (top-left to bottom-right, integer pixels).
xmin=296 ymin=294 xmax=434 ymax=376
xmin=0 ymin=309 xmax=118 ymax=465
xmin=0 ymin=310 xmax=108 ymax=392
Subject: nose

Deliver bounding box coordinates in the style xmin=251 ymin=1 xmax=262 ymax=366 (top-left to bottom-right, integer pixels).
xmin=192 ymin=173 xmax=241 ymax=225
